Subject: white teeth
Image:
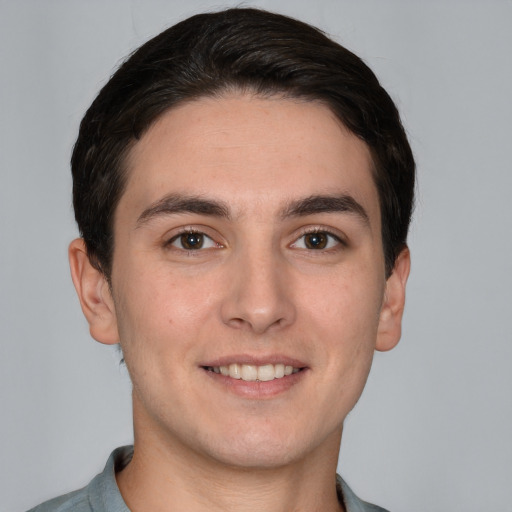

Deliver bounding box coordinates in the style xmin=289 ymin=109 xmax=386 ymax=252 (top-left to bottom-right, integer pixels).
xmin=228 ymin=363 xmax=241 ymax=379
xmin=241 ymin=364 xmax=258 ymax=381
xmin=212 ymin=363 xmax=301 ymax=381
xmin=257 ymin=364 xmax=275 ymax=382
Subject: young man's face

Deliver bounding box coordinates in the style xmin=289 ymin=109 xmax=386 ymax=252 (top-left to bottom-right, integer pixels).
xmin=73 ymin=94 xmax=409 ymax=469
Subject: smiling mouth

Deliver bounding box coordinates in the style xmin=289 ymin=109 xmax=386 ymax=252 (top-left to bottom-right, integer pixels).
xmin=203 ymin=363 xmax=303 ymax=382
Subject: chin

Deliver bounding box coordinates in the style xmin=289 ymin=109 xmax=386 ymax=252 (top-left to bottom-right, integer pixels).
xmin=210 ymin=442 xmax=300 ymax=469
xmin=199 ymin=423 xmax=324 ymax=470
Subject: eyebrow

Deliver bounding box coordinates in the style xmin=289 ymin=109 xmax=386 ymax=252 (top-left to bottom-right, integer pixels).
xmin=280 ymin=194 xmax=370 ymax=225
xmin=136 ymin=194 xmax=231 ymax=226
xmin=136 ymin=192 xmax=370 ymax=227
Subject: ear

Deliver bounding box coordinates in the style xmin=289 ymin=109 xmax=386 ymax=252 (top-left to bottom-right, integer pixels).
xmin=68 ymin=238 xmax=120 ymax=345
xmin=375 ymin=247 xmax=411 ymax=352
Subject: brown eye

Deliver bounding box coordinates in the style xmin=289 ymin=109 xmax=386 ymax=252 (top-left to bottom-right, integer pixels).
xmin=304 ymin=232 xmax=328 ymax=249
xmin=180 ymin=232 xmax=204 ymax=250
xmin=291 ymin=231 xmax=342 ymax=251
xmin=168 ymin=231 xmax=218 ymax=251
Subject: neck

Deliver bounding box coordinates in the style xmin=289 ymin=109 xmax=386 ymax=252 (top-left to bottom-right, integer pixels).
xmin=117 ymin=400 xmax=344 ymax=512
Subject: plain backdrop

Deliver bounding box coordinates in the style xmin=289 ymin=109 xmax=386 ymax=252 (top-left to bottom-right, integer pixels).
xmin=1 ymin=1 xmax=511 ymax=511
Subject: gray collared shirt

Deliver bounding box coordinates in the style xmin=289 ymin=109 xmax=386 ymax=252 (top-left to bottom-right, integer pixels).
xmin=28 ymin=446 xmax=389 ymax=512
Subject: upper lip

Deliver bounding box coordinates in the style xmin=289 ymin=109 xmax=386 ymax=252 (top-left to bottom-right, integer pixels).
xmin=201 ymin=354 xmax=307 ymax=368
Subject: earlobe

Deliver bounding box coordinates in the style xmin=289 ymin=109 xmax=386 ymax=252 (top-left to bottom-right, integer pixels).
xmin=68 ymin=238 xmax=120 ymax=345
xmin=375 ymin=247 xmax=411 ymax=352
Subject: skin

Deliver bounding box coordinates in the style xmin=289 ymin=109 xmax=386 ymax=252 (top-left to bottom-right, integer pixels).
xmin=69 ymin=94 xmax=410 ymax=512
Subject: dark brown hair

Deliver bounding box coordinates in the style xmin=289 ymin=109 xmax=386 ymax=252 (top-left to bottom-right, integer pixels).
xmin=72 ymin=7 xmax=415 ymax=278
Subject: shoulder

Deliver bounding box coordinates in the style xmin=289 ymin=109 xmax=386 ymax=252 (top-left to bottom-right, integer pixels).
xmin=357 ymin=502 xmax=391 ymax=512
xmin=26 ymin=487 xmax=91 ymax=512
xmin=337 ymin=475 xmax=391 ymax=512
xmin=26 ymin=446 xmax=133 ymax=512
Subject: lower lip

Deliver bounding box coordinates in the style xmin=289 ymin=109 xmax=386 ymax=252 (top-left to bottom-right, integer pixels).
xmin=202 ymin=368 xmax=307 ymax=399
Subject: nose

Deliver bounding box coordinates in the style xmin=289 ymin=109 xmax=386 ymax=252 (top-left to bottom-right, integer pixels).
xmin=220 ymin=249 xmax=296 ymax=334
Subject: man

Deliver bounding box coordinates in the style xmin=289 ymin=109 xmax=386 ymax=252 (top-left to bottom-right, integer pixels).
xmin=30 ymin=7 xmax=414 ymax=512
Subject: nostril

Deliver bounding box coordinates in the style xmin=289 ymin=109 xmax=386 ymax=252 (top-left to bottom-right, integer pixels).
xmin=219 ymin=271 xmax=296 ymax=333
xmin=226 ymin=317 xmax=247 ymax=329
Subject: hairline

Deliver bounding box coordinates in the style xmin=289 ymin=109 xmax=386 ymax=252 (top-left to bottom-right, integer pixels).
xmin=95 ymin=88 xmax=388 ymax=279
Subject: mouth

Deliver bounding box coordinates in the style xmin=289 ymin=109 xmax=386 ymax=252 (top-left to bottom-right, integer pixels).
xmin=202 ymin=363 xmax=304 ymax=382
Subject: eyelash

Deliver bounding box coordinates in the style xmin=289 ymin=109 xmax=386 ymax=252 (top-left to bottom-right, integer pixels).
xmin=291 ymin=228 xmax=346 ymax=252
xmin=165 ymin=229 xmax=220 ymax=253
xmin=164 ymin=227 xmax=346 ymax=254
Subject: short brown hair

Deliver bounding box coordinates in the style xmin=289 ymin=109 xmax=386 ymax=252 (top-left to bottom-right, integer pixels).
xmin=72 ymin=7 xmax=415 ymax=278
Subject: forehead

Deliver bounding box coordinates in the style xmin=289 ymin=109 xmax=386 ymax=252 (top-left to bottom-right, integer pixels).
xmin=121 ymin=93 xmax=380 ymax=224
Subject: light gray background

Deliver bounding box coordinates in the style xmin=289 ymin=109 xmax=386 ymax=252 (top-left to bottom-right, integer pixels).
xmin=1 ymin=1 xmax=511 ymax=511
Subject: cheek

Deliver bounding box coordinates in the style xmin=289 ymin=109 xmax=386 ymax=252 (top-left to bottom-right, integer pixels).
xmin=111 ymin=273 xmax=191 ymax=402
xmin=309 ymin=267 xmax=383 ymax=382
xmin=112 ymin=260 xmax=220 ymax=356
xmin=309 ymin=266 xmax=383 ymax=336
